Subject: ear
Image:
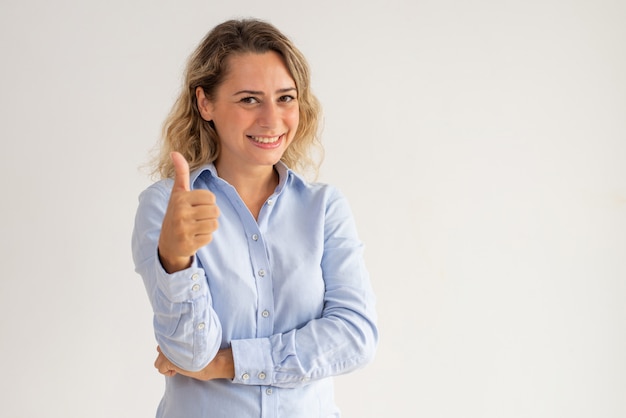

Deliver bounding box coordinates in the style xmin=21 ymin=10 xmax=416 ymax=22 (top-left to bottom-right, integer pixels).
xmin=195 ymin=86 xmax=214 ymax=121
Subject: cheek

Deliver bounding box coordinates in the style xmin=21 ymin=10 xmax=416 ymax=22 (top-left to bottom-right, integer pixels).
xmin=214 ymin=112 xmax=247 ymax=133
xmin=288 ymin=107 xmax=300 ymax=129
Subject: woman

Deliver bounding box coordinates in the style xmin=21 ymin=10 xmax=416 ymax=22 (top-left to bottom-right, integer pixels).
xmin=132 ymin=18 xmax=378 ymax=418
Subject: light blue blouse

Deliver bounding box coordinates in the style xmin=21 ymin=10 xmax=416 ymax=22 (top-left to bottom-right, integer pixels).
xmin=132 ymin=162 xmax=378 ymax=418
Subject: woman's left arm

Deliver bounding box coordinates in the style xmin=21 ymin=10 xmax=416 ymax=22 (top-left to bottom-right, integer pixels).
xmin=229 ymin=190 xmax=378 ymax=388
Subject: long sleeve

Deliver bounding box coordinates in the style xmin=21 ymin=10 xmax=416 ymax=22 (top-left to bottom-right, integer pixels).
xmin=230 ymin=189 xmax=378 ymax=388
xmin=132 ymin=164 xmax=378 ymax=417
xmin=131 ymin=182 xmax=222 ymax=371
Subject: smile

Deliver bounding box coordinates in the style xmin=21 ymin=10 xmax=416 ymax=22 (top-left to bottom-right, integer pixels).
xmin=248 ymin=135 xmax=282 ymax=144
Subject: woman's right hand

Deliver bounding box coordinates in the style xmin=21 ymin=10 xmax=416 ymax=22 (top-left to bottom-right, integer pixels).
xmin=158 ymin=152 xmax=220 ymax=273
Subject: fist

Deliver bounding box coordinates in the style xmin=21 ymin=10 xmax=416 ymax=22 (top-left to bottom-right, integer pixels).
xmin=158 ymin=152 xmax=219 ymax=272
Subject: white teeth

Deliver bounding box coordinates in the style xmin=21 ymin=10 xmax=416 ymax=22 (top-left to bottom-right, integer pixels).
xmin=249 ymin=135 xmax=280 ymax=144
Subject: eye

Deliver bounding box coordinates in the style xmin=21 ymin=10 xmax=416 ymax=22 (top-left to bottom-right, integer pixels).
xmin=279 ymin=95 xmax=296 ymax=103
xmin=240 ymin=96 xmax=260 ymax=104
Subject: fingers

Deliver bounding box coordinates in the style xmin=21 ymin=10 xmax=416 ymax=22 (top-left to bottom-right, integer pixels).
xmin=165 ymin=204 xmax=219 ymax=237
xmin=171 ymin=151 xmax=191 ymax=192
xmin=191 ymin=218 xmax=220 ymax=233
xmin=165 ymin=191 xmax=218 ymax=237
xmin=155 ymin=346 xmax=178 ymax=377
xmin=169 ymin=153 xmax=216 ymax=206
xmin=159 ymin=153 xmax=220 ymax=272
xmin=177 ymin=192 xmax=219 ymax=215
xmin=186 ymin=189 xmax=217 ymax=206
xmin=190 ymin=202 xmax=220 ymax=221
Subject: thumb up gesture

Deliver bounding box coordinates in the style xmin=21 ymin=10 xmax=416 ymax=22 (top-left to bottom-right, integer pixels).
xmin=158 ymin=152 xmax=220 ymax=273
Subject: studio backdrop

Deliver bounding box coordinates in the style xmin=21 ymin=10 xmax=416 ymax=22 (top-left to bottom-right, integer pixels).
xmin=1 ymin=0 xmax=625 ymax=417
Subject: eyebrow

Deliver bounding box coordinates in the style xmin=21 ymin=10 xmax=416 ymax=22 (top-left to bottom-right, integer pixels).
xmin=232 ymin=87 xmax=297 ymax=96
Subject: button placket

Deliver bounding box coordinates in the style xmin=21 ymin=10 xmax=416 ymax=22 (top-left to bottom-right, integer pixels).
xmin=191 ymin=273 xmax=201 ymax=292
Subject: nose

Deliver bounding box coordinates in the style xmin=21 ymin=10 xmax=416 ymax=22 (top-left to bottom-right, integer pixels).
xmin=257 ymin=101 xmax=279 ymax=129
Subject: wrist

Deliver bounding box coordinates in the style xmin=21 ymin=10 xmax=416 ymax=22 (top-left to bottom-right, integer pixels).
xmin=158 ymin=248 xmax=192 ymax=273
xmin=216 ymin=348 xmax=235 ymax=380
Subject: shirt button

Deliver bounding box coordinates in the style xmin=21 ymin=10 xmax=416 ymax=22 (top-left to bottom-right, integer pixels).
xmin=267 ymin=199 xmax=274 ymax=206
xmin=258 ymin=372 xmax=266 ymax=380
xmin=242 ymin=373 xmax=250 ymax=380
xmin=266 ymin=388 xmax=273 ymax=395
xmin=191 ymin=273 xmax=199 ymax=281
xmin=252 ymin=234 xmax=259 ymax=241
xmin=258 ymin=269 xmax=266 ymax=277
xmin=191 ymin=284 xmax=200 ymax=291
xmin=197 ymin=322 xmax=205 ymax=330
xmin=262 ymin=310 xmax=270 ymax=318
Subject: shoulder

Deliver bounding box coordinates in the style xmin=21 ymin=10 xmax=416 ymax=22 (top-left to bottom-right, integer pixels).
xmin=137 ymin=178 xmax=174 ymax=209
xmin=285 ymin=172 xmax=353 ymax=220
xmin=287 ymin=170 xmax=343 ymax=201
xmin=287 ymin=176 xmax=347 ymax=214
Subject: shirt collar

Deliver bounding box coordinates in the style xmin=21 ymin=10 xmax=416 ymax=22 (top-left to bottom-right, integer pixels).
xmin=189 ymin=161 xmax=297 ymax=192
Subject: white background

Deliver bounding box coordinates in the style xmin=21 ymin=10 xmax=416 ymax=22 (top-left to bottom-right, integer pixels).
xmin=1 ymin=0 xmax=625 ymax=417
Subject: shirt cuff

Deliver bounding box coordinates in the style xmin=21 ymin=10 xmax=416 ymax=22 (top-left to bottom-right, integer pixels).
xmin=155 ymin=255 xmax=207 ymax=303
xmin=231 ymin=337 xmax=274 ymax=385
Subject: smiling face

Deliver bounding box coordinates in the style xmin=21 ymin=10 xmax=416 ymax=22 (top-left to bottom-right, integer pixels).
xmin=196 ymin=51 xmax=300 ymax=176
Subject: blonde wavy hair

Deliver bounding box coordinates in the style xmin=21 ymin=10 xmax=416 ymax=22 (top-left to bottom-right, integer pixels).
xmin=152 ymin=18 xmax=323 ymax=180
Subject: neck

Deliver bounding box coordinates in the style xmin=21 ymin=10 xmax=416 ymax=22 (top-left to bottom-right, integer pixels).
xmin=215 ymin=161 xmax=279 ymax=219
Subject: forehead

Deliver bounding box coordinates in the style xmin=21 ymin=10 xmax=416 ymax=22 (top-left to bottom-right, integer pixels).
xmin=221 ymin=51 xmax=295 ymax=88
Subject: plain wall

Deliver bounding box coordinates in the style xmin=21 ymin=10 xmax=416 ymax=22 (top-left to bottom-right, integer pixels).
xmin=1 ymin=0 xmax=625 ymax=417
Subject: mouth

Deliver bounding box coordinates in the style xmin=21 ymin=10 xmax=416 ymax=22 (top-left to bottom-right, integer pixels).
xmin=248 ymin=134 xmax=286 ymax=150
xmin=247 ymin=134 xmax=284 ymax=144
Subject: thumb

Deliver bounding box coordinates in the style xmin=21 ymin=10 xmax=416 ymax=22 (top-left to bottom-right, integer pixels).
xmin=171 ymin=151 xmax=190 ymax=191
